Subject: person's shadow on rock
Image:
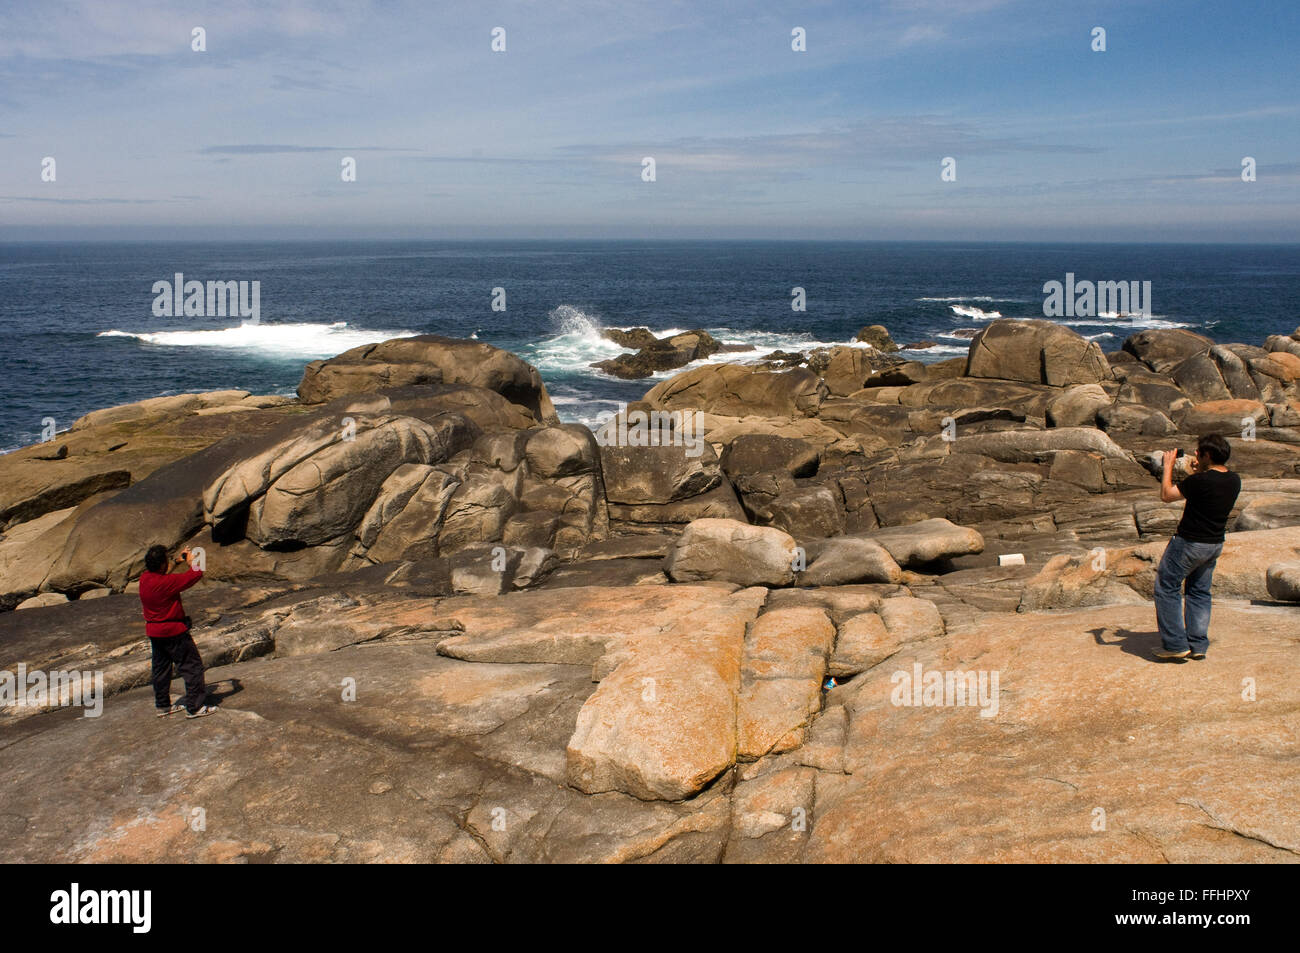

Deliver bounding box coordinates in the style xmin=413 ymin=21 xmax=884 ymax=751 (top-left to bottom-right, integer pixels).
xmin=206 ymin=678 xmax=243 ymax=703
xmin=1089 ymin=626 xmax=1165 ymax=662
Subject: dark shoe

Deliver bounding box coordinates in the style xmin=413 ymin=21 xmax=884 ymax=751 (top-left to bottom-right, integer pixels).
xmin=1154 ymin=648 xmax=1191 ymax=661
xmin=156 ymin=703 xmax=186 ymax=718
xmin=186 ymin=705 xmax=219 ymax=719
xmin=1190 ymin=652 xmax=1206 ymax=660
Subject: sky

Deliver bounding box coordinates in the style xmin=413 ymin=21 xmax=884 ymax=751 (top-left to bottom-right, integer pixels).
xmin=0 ymin=0 xmax=1297 ymax=242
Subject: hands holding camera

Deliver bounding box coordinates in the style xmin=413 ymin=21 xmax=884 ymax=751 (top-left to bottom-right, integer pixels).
xmin=1162 ymin=449 xmax=1198 ymax=473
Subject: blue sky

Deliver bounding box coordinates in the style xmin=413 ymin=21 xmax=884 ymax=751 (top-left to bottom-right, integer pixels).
xmin=1 ymin=0 xmax=1296 ymax=241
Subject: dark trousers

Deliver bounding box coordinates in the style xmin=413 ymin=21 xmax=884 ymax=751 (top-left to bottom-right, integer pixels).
xmin=150 ymin=632 xmax=208 ymax=712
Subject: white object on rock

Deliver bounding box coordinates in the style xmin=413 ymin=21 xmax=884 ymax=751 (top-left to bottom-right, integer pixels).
xmin=998 ymin=553 xmax=1026 ymax=567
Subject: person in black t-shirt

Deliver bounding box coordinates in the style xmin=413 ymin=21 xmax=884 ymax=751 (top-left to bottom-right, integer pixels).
xmin=1153 ymin=433 xmax=1242 ymax=661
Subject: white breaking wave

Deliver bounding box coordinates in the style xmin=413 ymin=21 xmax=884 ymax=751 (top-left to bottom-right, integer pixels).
xmin=902 ymin=343 xmax=969 ymax=357
xmin=1066 ymin=315 xmax=1188 ymax=330
xmin=917 ymin=296 xmax=1024 ymax=303
xmin=522 ymin=305 xmax=627 ymax=374
xmin=97 ymin=321 xmax=418 ymax=357
xmin=949 ymin=305 xmax=1002 ymax=320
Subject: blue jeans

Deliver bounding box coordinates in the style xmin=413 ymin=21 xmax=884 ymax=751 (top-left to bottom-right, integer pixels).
xmin=1154 ymin=535 xmax=1222 ymax=654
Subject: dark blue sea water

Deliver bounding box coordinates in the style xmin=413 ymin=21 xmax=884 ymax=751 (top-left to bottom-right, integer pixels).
xmin=1 ymin=240 xmax=1298 ymax=450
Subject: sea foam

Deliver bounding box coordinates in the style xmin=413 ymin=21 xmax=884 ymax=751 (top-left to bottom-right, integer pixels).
xmin=96 ymin=321 xmax=417 ymax=357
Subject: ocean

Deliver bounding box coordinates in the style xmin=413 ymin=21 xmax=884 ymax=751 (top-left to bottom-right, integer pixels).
xmin=1 ymin=240 xmax=1297 ymax=450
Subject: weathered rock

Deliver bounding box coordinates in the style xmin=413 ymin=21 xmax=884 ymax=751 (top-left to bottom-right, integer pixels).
xmin=45 ymin=420 xmax=306 ymax=594
xmin=737 ymin=607 xmax=835 ymax=757
xmin=897 ymin=378 xmax=1057 ymax=417
xmin=1266 ymin=563 xmax=1300 ymax=601
xmin=1235 ymin=494 xmax=1300 ymax=531
xmin=448 ymin=544 xmax=523 ymax=595
xmin=15 ymin=591 xmax=69 ymax=610
xmin=514 ymin=547 xmax=559 ymax=589
xmin=1123 ymin=328 xmax=1214 ymax=374
xmin=1170 ymin=351 xmax=1232 ymax=403
xmin=822 ymin=346 xmax=897 ymax=396
xmin=1097 ymin=403 xmax=1177 ymax=435
xmin=594 ymin=329 xmax=723 ymax=379
xmin=437 ymin=471 xmax=518 ymax=555
xmin=1265 ymin=334 xmax=1300 ymax=360
xmin=967 ymin=319 xmax=1112 ymax=386
xmin=867 ymin=518 xmax=984 ymax=568
xmin=1046 ymin=384 xmax=1111 ymax=428
xmin=0 ymin=505 xmax=82 ymax=610
xmin=245 ymin=415 xmax=473 ymax=548
xmin=1021 ymin=526 xmax=1300 ymax=608
xmin=1113 ymin=367 xmax=1194 ymax=416
xmin=599 ymin=441 xmax=723 ymax=505
xmin=1209 ymin=346 xmax=1261 ymax=401
xmin=601 ymin=327 xmax=659 ymax=349
xmin=878 ymin=596 xmax=945 ymax=643
xmin=524 ymin=425 xmax=598 ymax=479
xmin=298 ymin=334 xmax=558 ymax=425
xmin=1176 ymin=400 xmax=1267 ymax=436
xmin=565 ymin=587 xmax=765 ymax=801
xmin=956 ymin=427 xmax=1131 ymax=462
xmin=665 ymin=518 xmax=798 ymax=587
xmin=828 ymin=611 xmax=896 ymax=677
xmin=645 ymin=364 xmax=826 ymax=418
xmin=723 ymin=766 xmax=817 ymax=862
xmin=720 ymin=435 xmax=819 ymax=481
xmin=863 ymin=361 xmax=928 ymax=388
xmin=855 ymin=325 xmax=899 ymax=351
xmin=606 ymin=481 xmax=747 ymax=527
xmin=1048 ymin=450 xmax=1105 ymax=491
xmin=800 ymin=537 xmax=902 ymax=587
xmin=807 ymin=600 xmax=1300 ymax=862
xmin=763 ymin=484 xmax=845 ymax=539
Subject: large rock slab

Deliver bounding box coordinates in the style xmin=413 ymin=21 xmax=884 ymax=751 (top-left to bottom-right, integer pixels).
xmin=248 ymin=415 xmax=473 ymax=547
xmin=720 ymin=435 xmax=819 ymax=480
xmin=866 ymin=518 xmax=985 ymax=568
xmin=665 ymin=518 xmax=799 ymax=587
xmin=1176 ymin=399 xmax=1267 ymax=436
xmin=298 ymin=334 xmax=558 ymax=425
xmin=644 ymin=364 xmax=826 ymax=418
xmin=1020 ymin=526 xmax=1300 ymax=608
xmin=800 ymin=537 xmax=902 ymax=586
xmin=565 ymin=587 xmax=765 ymax=800
xmin=1265 ymin=563 xmax=1300 ymax=602
xmin=955 ymin=427 xmax=1131 ymax=462
xmin=967 ymin=319 xmax=1112 ymax=386
xmin=1046 ymin=384 xmax=1111 ymax=428
xmin=1123 ymin=328 xmax=1214 ymax=374
xmin=599 ymin=441 xmax=723 ymax=505
xmin=736 ymin=607 xmax=835 ymax=757
xmin=806 ymin=600 xmax=1300 ymax=861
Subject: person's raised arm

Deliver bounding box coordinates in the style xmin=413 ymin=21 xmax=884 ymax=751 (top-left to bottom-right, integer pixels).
xmin=1160 ymin=450 xmax=1184 ymax=503
xmin=154 ymin=550 xmax=204 ymax=595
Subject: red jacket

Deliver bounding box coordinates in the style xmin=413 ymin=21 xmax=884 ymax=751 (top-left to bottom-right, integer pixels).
xmin=138 ymin=568 xmax=203 ymax=638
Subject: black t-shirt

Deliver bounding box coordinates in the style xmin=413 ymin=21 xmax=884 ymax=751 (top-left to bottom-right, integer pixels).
xmin=1175 ymin=469 xmax=1242 ymax=543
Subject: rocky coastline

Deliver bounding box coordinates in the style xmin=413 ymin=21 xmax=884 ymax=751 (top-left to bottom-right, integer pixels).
xmin=2 ymin=318 xmax=1298 ymax=862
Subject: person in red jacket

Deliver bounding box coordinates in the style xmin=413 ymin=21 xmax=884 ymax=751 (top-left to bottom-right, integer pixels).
xmin=139 ymin=545 xmax=217 ymax=718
